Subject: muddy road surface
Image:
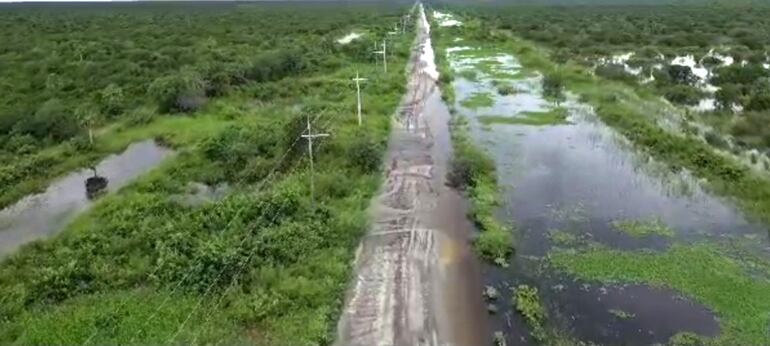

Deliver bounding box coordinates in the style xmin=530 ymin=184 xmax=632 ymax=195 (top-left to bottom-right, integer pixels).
xmin=335 ymin=5 xmax=488 ymax=346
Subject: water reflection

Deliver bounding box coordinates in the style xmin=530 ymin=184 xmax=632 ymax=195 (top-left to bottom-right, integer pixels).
xmin=0 ymin=139 xmax=172 ymax=257
xmin=446 ymin=47 xmax=765 ymax=345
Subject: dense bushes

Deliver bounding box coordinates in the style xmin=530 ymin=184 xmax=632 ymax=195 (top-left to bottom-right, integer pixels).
xmin=0 ymin=1 xmax=414 ymax=344
xmin=0 ymin=1 xmax=411 ymax=209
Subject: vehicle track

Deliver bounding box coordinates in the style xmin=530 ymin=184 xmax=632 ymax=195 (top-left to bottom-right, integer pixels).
xmin=335 ymin=5 xmax=488 ymax=346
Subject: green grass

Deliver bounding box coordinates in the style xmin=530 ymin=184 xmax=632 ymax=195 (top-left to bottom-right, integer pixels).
xmin=495 ymin=82 xmax=518 ymax=96
xmin=513 ymin=284 xmax=547 ymax=342
xmin=447 ymin=115 xmax=513 ymax=266
xmin=477 ymin=107 xmax=569 ymax=126
xmin=0 ymin=19 xmax=415 ymax=345
xmin=611 ymin=218 xmax=675 ymax=238
xmin=550 ymin=244 xmax=770 ymax=345
xmin=548 ymin=229 xmax=580 ymax=247
xmin=4 ymin=289 xmax=237 ymax=345
xmin=458 ymin=69 xmax=479 ymax=82
xmin=460 ymin=91 xmax=495 ymax=110
xmin=474 ymin=59 xmax=503 ymax=75
xmin=608 ymin=308 xmax=635 ymax=320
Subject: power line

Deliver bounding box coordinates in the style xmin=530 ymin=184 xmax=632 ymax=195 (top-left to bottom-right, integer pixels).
xmin=82 ymin=112 xmax=326 ymax=345
xmin=164 ymin=111 xmax=344 ymax=345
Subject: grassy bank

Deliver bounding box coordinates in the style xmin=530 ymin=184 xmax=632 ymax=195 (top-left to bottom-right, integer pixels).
xmin=448 ymin=116 xmax=514 ymax=265
xmin=431 ymin=18 xmax=513 ymax=265
xmin=0 ymin=4 xmax=415 ymax=344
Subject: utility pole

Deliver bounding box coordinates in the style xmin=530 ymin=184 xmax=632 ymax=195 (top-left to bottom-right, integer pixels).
xmin=352 ymin=71 xmax=367 ymax=126
xmin=301 ymin=114 xmax=329 ymax=209
xmin=372 ymin=40 xmax=387 ymax=73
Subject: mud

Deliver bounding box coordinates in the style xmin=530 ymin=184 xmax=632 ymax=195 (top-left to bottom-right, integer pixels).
xmin=335 ymin=5 xmax=487 ymax=346
xmin=0 ymin=139 xmax=172 ymax=257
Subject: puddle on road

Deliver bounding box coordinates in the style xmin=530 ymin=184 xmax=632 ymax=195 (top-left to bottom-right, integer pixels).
xmin=446 ymin=46 xmax=765 ymax=345
xmin=0 ymin=139 xmax=172 ymax=257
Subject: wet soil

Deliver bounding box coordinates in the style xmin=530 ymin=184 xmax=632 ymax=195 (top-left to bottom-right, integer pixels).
xmin=0 ymin=139 xmax=172 ymax=257
xmin=334 ymin=6 xmax=488 ymax=346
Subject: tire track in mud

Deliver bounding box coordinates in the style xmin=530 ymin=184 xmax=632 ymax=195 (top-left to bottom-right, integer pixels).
xmin=335 ymin=5 xmax=488 ymax=346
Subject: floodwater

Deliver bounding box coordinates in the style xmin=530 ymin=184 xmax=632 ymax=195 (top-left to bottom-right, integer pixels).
xmin=335 ymin=5 xmax=487 ymax=346
xmin=0 ymin=139 xmax=172 ymax=257
xmin=446 ymin=47 xmax=767 ymax=345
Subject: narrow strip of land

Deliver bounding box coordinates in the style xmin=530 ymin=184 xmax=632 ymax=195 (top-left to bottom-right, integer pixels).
xmin=335 ymin=5 xmax=488 ymax=346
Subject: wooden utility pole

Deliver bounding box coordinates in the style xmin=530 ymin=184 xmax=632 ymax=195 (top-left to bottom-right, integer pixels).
xmin=372 ymin=40 xmax=387 ymax=73
xmin=301 ymin=114 xmax=329 ymax=209
xmin=352 ymin=72 xmax=367 ymax=126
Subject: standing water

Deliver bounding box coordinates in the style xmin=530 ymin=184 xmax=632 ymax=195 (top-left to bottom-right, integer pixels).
xmin=444 ymin=43 xmax=766 ymax=345
xmin=0 ymin=140 xmax=172 ymax=257
xmin=335 ymin=5 xmax=488 ymax=346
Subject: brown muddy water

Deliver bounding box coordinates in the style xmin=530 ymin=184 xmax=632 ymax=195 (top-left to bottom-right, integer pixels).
xmin=446 ymin=48 xmax=768 ymax=345
xmin=335 ymin=5 xmax=488 ymax=346
xmin=0 ymin=139 xmax=172 ymax=257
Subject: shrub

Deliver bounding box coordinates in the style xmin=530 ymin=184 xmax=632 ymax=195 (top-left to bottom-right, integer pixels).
xmin=98 ymin=84 xmax=126 ymax=117
xmin=348 ymin=133 xmax=384 ymax=173
xmin=542 ymin=72 xmax=565 ymax=104
xmin=148 ymin=69 xmax=207 ymax=113
xmin=595 ymin=64 xmax=636 ymax=84
xmin=16 ymin=99 xmax=80 ymax=141
xmin=662 ymin=85 xmax=704 ymax=105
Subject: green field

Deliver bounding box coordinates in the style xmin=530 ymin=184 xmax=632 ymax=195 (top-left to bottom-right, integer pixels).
xmin=0 ymin=2 xmax=414 ymax=344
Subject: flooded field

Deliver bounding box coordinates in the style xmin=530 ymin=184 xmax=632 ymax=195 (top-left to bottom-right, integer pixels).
xmin=0 ymin=140 xmax=172 ymax=257
xmin=443 ymin=41 xmax=769 ymax=345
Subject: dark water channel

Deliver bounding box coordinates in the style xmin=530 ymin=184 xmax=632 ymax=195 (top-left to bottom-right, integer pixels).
xmin=0 ymin=140 xmax=172 ymax=257
xmin=447 ymin=48 xmax=767 ymax=345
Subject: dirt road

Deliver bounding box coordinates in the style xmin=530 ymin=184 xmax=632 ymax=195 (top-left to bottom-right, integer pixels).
xmin=335 ymin=5 xmax=488 ymax=346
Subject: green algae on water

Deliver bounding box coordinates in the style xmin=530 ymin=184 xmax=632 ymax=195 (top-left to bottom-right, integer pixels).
xmin=460 ymin=91 xmax=495 ymax=110
xmin=478 ymin=107 xmax=569 ymax=126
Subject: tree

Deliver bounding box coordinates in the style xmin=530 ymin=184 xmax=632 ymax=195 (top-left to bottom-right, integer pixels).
xmin=18 ymin=99 xmax=79 ymax=141
xmin=148 ymin=68 xmax=207 ymax=113
xmin=746 ymin=92 xmax=770 ymax=112
xmin=715 ymin=84 xmax=742 ymax=112
xmin=662 ymin=85 xmax=704 ymax=105
xmin=98 ymin=84 xmax=126 ymax=117
xmin=666 ymin=65 xmax=697 ymax=85
xmin=75 ymin=102 xmax=102 ymax=145
xmin=542 ymin=72 xmax=565 ymax=105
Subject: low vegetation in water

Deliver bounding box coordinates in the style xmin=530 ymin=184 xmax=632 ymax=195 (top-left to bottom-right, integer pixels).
xmin=458 ymin=69 xmax=479 ymax=82
xmin=608 ymin=308 xmax=635 ymax=320
xmin=548 ymin=229 xmax=580 ymax=247
xmin=443 ymin=17 xmax=770 ymax=225
xmin=447 ymin=116 xmax=513 ymax=266
xmin=550 ymin=244 xmax=770 ymax=345
xmin=478 ymin=108 xmax=569 ymax=126
xmin=495 ymin=83 xmax=518 ymax=96
xmin=460 ymin=91 xmax=496 ymax=110
xmin=433 ymin=8 xmax=770 ymax=346
xmin=0 ymin=2 xmax=414 ymax=344
xmin=611 ymin=218 xmax=675 ymax=238
xmin=512 ymin=285 xmax=547 ymax=342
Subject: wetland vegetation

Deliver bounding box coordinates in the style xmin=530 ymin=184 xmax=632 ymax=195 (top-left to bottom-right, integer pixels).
xmin=430 ymin=2 xmax=770 ymax=345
